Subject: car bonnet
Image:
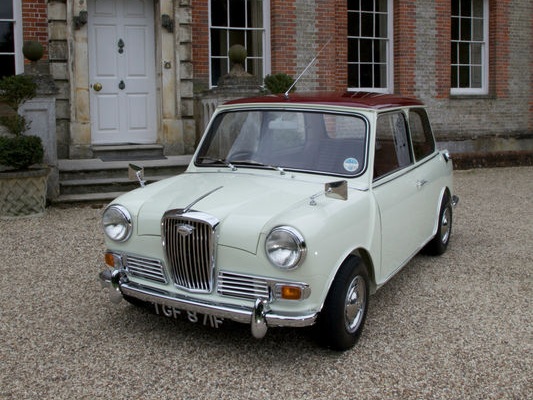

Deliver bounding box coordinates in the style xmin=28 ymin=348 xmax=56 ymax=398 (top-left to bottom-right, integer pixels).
xmin=133 ymin=171 xmax=330 ymax=253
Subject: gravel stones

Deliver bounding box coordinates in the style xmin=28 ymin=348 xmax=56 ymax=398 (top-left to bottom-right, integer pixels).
xmin=0 ymin=167 xmax=531 ymax=399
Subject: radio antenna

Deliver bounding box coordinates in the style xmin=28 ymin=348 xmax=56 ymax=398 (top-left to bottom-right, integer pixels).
xmin=284 ymin=38 xmax=332 ymax=99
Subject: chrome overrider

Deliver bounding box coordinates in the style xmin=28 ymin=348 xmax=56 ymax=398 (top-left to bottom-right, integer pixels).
xmin=99 ymin=269 xmax=318 ymax=339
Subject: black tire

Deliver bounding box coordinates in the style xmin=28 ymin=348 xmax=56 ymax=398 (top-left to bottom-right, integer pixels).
xmin=317 ymin=257 xmax=369 ymax=351
xmin=423 ymin=194 xmax=453 ymax=256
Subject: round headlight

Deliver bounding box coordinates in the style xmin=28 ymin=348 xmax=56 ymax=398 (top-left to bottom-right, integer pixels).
xmin=265 ymin=226 xmax=306 ymax=270
xmin=102 ymin=205 xmax=132 ymax=242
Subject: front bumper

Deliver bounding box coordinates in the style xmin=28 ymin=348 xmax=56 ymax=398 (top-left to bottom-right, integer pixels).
xmin=99 ymin=269 xmax=318 ymax=339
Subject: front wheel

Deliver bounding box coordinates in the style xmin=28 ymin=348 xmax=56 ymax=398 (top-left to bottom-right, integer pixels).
xmin=317 ymin=257 xmax=369 ymax=351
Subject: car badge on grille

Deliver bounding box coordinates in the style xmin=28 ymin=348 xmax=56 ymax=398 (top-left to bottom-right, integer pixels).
xmin=177 ymin=224 xmax=195 ymax=237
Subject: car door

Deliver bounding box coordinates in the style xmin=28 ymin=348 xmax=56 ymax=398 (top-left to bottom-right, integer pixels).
xmin=372 ymin=111 xmax=421 ymax=282
xmin=408 ymin=108 xmax=443 ymax=243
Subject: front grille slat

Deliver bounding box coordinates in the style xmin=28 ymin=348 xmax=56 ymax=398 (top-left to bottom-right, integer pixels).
xmin=217 ymin=272 xmax=270 ymax=300
xmin=125 ymin=255 xmax=167 ymax=284
xmin=163 ymin=212 xmax=217 ymax=293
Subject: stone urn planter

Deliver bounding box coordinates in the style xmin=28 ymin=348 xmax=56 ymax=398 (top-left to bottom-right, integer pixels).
xmin=0 ymin=167 xmax=49 ymax=218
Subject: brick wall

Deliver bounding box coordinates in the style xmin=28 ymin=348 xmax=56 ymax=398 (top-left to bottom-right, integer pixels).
xmin=315 ymin=0 xmax=345 ymax=91
xmin=394 ymin=1 xmax=416 ymax=96
xmin=411 ymin=0 xmax=531 ymax=147
xmin=271 ymin=0 xmax=297 ymax=76
xmin=22 ymin=0 xmax=48 ymax=60
xmin=192 ymin=0 xmax=209 ymax=89
xmin=434 ymin=0 xmax=450 ymax=99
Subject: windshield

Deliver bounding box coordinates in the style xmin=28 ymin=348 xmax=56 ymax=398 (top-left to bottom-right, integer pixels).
xmin=195 ymin=109 xmax=368 ymax=177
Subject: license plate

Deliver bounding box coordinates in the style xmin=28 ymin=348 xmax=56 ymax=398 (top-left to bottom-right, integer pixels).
xmin=153 ymin=302 xmax=223 ymax=328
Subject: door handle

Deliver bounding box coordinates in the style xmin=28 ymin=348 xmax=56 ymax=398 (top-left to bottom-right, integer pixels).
xmin=118 ymin=80 xmax=125 ymax=90
xmin=416 ymin=179 xmax=429 ymax=189
xmin=92 ymin=82 xmax=103 ymax=92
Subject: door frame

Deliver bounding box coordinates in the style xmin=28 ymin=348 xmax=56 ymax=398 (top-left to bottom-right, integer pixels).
xmin=69 ymin=0 xmax=186 ymax=159
xmin=87 ymin=0 xmax=158 ymax=145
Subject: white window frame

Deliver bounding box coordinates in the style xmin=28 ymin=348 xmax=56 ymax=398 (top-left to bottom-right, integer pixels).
xmin=450 ymin=0 xmax=489 ymax=95
xmin=347 ymin=0 xmax=394 ymax=93
xmin=0 ymin=0 xmax=24 ymax=75
xmin=208 ymin=0 xmax=271 ymax=88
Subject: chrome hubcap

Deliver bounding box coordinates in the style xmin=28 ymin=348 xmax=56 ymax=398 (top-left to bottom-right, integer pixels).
xmin=344 ymin=275 xmax=366 ymax=333
xmin=440 ymin=206 xmax=451 ymax=244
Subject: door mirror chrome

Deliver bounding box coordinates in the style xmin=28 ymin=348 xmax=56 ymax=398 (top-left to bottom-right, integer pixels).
xmin=128 ymin=164 xmax=146 ymax=188
xmin=325 ymin=180 xmax=348 ymax=201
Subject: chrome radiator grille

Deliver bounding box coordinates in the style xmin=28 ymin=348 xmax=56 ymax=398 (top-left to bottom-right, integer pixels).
xmin=125 ymin=254 xmax=167 ymax=284
xmin=217 ymin=272 xmax=270 ymax=300
xmin=162 ymin=212 xmax=217 ymax=292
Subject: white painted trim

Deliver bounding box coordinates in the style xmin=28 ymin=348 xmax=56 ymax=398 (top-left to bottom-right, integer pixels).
xmin=347 ymin=0 xmax=394 ymax=93
xmin=13 ymin=0 xmax=23 ymax=73
xmin=0 ymin=0 xmax=24 ymax=74
xmin=208 ymin=0 xmax=270 ymax=88
xmin=450 ymin=0 xmax=489 ymax=96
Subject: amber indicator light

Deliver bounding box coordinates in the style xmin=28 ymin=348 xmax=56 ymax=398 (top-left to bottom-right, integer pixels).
xmin=104 ymin=253 xmax=115 ymax=267
xmin=281 ymin=286 xmax=302 ymax=300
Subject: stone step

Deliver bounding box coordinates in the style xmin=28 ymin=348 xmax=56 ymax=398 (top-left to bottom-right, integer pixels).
xmin=55 ymin=191 xmax=126 ymax=205
xmin=92 ymin=144 xmax=166 ymax=161
xmin=58 ymin=155 xmax=191 ymax=180
xmin=59 ymin=175 xmax=172 ymax=196
xmin=55 ymin=155 xmax=192 ymax=204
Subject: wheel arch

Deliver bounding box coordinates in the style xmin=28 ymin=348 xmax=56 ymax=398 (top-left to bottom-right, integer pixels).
xmin=428 ymin=186 xmax=451 ymax=236
xmin=317 ymin=248 xmax=377 ymax=314
xmin=350 ymin=248 xmax=377 ymax=295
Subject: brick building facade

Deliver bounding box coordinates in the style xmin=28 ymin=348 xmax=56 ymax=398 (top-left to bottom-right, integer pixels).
xmin=5 ymin=0 xmax=533 ymax=162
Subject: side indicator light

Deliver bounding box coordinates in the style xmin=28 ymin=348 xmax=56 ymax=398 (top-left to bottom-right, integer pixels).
xmin=280 ymin=285 xmax=302 ymax=300
xmin=104 ymin=252 xmax=115 ymax=267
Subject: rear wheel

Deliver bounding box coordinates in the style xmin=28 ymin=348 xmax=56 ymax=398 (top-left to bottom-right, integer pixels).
xmin=423 ymin=194 xmax=453 ymax=256
xmin=317 ymin=257 xmax=369 ymax=351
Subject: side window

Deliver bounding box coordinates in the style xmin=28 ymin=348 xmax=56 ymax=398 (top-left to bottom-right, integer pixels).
xmin=409 ymin=108 xmax=435 ymax=161
xmin=374 ymin=112 xmax=413 ymax=179
xmin=0 ymin=0 xmax=23 ymax=78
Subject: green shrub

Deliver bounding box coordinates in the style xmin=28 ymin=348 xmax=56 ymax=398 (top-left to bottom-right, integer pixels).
xmin=0 ymin=135 xmax=44 ymax=170
xmin=0 ymin=114 xmax=29 ymax=136
xmin=0 ymin=74 xmax=43 ymax=170
xmin=0 ymin=74 xmax=37 ymax=111
xmin=264 ymin=73 xmax=295 ymax=94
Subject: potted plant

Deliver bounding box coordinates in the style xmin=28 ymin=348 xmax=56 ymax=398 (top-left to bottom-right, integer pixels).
xmin=0 ymin=73 xmax=48 ymax=218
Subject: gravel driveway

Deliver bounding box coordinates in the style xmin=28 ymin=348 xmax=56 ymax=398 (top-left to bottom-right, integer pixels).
xmin=1 ymin=167 xmax=531 ymax=399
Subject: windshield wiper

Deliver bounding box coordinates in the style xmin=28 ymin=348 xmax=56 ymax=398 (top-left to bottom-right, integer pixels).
xmin=197 ymin=156 xmax=237 ymax=171
xmin=231 ymin=160 xmax=286 ymax=175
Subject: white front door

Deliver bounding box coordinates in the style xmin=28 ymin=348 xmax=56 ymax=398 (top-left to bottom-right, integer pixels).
xmin=88 ymin=0 xmax=157 ymax=144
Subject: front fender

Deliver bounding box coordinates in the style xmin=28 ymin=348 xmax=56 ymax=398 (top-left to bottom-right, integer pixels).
xmin=260 ymin=189 xmax=380 ymax=310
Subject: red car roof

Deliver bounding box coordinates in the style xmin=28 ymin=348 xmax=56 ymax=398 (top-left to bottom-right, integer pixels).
xmin=224 ymin=91 xmax=425 ymax=110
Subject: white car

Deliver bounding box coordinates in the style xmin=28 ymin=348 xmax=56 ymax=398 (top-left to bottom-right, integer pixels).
xmin=100 ymin=92 xmax=458 ymax=350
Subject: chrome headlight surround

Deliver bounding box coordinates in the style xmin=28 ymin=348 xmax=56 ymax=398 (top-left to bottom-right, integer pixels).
xmin=265 ymin=226 xmax=306 ymax=270
xmin=102 ymin=205 xmax=133 ymax=242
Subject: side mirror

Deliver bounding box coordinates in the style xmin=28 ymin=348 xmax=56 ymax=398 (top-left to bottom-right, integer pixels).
xmin=128 ymin=164 xmax=146 ymax=188
xmin=325 ymin=180 xmax=348 ymax=201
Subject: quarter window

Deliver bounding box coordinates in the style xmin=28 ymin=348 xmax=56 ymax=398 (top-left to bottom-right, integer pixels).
xmin=374 ymin=112 xmax=412 ymax=179
xmin=409 ymin=109 xmax=435 ymax=161
xmin=0 ymin=0 xmax=22 ymax=78
xmin=347 ymin=0 xmax=392 ymax=92
xmin=210 ymin=0 xmax=269 ymax=87
xmin=451 ymin=0 xmax=488 ymax=94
